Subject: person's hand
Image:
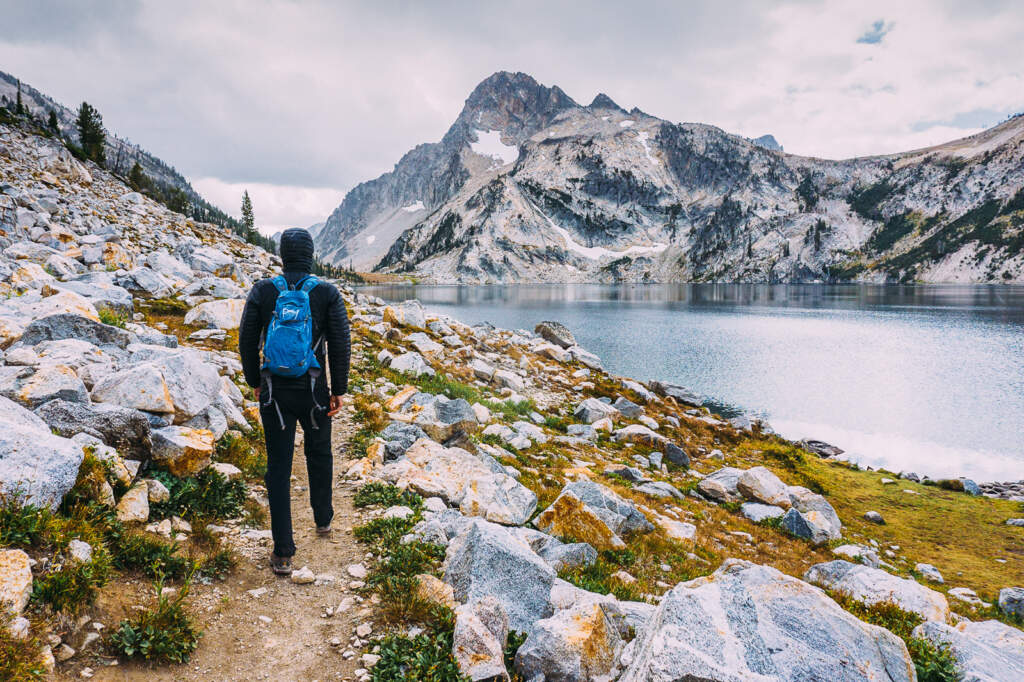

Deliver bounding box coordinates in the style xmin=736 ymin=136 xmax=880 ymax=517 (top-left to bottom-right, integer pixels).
xmin=253 ymin=387 xmax=260 ymax=402
xmin=328 ymin=395 xmax=344 ymax=417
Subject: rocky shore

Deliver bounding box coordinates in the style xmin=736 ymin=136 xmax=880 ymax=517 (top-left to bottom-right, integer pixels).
xmin=2 ymin=118 xmax=1023 ymax=680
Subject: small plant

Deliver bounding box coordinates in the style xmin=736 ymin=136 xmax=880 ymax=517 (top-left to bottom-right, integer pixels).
xmin=0 ymin=495 xmax=51 ymax=548
xmin=906 ymin=637 xmax=959 ymax=682
xmin=97 ymin=307 xmax=128 ymax=328
xmin=143 ymin=297 xmax=190 ymax=315
xmin=214 ymin=427 xmax=267 ymax=479
xmin=558 ymin=559 xmax=642 ymax=602
xmin=354 ymin=516 xmax=419 ymax=547
xmin=31 ymin=548 xmax=112 ymax=614
xmin=111 ymin=532 xmax=190 ymax=580
xmin=504 ymin=630 xmax=529 ymax=678
xmin=149 ymin=468 xmax=246 ymax=521
xmin=109 ymin=574 xmax=202 ymax=664
xmin=372 ymin=619 xmax=466 ymax=682
xmin=354 ymin=482 xmax=423 ymax=510
xmin=0 ymin=612 xmax=46 ymax=680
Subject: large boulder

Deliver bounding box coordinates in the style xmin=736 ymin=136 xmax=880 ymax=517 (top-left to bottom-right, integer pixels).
xmin=385 ymin=439 xmax=536 ymax=525
xmin=999 ymin=587 xmax=1024 ymax=619
xmin=534 ymin=321 xmax=576 ymax=349
xmin=59 ymin=280 xmax=134 ymax=315
xmin=911 ymin=619 xmax=1024 ymax=682
xmin=35 ymin=399 xmax=152 ymax=459
xmin=184 ymin=298 xmax=245 ymax=329
xmin=390 ymin=351 xmax=434 ymax=377
xmin=574 ymin=398 xmax=619 ymax=424
xmin=620 ymin=559 xmax=915 ymax=682
xmin=534 ymin=480 xmax=653 ymax=550
xmin=443 ymin=520 xmax=556 ymax=634
xmin=0 ymin=396 xmax=85 ymax=510
xmin=515 ymin=601 xmax=628 ymax=682
xmin=413 ymin=397 xmax=479 ymax=442
xmin=453 ymin=597 xmax=510 ymax=681
xmin=782 ymin=486 xmax=842 ymax=544
xmin=697 ymin=467 xmax=743 ymax=503
xmin=90 ymin=363 xmax=175 ymax=413
xmin=380 ymin=421 xmax=429 ymax=459
xmin=151 ymin=426 xmax=215 ymax=476
xmin=803 ymin=560 xmax=949 ymax=622
xmin=151 ymin=351 xmax=222 ymax=420
xmin=647 ymin=380 xmax=701 ymax=405
xmin=0 ymin=364 xmax=89 ymax=407
xmin=14 ymin=313 xmax=133 ymax=350
xmin=382 ymin=300 xmax=426 ymax=329
xmin=736 ymin=466 xmax=791 ymax=507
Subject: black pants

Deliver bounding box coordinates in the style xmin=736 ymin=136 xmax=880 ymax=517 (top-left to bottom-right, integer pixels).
xmin=260 ymin=381 xmax=333 ymax=558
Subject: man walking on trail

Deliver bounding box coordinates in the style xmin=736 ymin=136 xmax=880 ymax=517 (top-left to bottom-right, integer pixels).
xmin=238 ymin=228 xmax=350 ymax=576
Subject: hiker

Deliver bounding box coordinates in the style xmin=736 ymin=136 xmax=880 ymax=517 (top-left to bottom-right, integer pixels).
xmin=238 ymin=228 xmax=351 ymax=576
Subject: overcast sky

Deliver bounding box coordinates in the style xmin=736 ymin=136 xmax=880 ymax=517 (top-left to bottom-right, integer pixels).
xmin=1 ymin=0 xmax=1022 ymax=233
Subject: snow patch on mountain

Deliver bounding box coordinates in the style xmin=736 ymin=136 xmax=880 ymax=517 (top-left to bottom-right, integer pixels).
xmin=401 ymin=201 xmax=425 ymax=212
xmin=470 ymin=129 xmax=519 ymax=166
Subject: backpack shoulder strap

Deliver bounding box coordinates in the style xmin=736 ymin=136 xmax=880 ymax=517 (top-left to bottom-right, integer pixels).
xmin=271 ymin=275 xmax=288 ymax=293
xmin=299 ymin=275 xmax=320 ymax=294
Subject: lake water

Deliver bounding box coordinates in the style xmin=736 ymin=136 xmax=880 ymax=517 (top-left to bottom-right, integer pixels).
xmin=359 ymin=283 xmax=1024 ymax=482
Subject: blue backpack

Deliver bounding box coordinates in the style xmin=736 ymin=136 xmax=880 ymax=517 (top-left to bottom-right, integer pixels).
xmin=262 ymin=275 xmax=321 ymax=377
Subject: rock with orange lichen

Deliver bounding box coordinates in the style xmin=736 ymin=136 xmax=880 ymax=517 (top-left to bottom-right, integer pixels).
xmin=150 ymin=426 xmax=214 ymax=476
xmin=453 ymin=596 xmax=510 ymax=681
xmin=514 ymin=601 xmax=629 ymax=682
xmin=534 ymin=480 xmax=653 ymax=551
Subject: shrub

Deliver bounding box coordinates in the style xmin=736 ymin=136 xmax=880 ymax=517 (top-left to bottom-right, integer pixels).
xmin=97 ymin=307 xmax=128 ymax=328
xmin=0 ymin=495 xmax=51 ymax=548
xmin=31 ymin=548 xmax=112 ymax=614
xmin=149 ymin=468 xmax=246 ymax=521
xmin=353 ymin=482 xmax=423 ymax=510
xmin=109 ymin=576 xmax=202 ymax=664
xmin=0 ymin=612 xmax=46 ymax=680
xmin=111 ymin=532 xmax=190 ymax=580
xmin=372 ymin=620 xmax=466 ymax=682
xmin=907 ymin=638 xmax=958 ymax=682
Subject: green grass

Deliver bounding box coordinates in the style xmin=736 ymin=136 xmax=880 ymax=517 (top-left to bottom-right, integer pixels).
xmin=149 ymin=468 xmax=246 ymax=521
xmin=827 ymin=592 xmax=957 ymax=682
xmin=558 ymin=557 xmax=643 ymax=602
xmin=354 ymin=482 xmax=423 ymax=510
xmin=0 ymin=495 xmax=51 ymax=548
xmin=97 ymin=307 xmax=128 ymax=328
xmin=31 ymin=548 xmax=112 ymax=614
xmin=372 ymin=619 xmax=467 ymax=682
xmin=214 ymin=426 xmax=267 ymax=479
xmin=109 ymin=575 xmax=202 ymax=664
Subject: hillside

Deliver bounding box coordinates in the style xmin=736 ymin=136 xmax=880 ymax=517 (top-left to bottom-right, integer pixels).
xmin=316 ymin=71 xmax=1024 ymax=284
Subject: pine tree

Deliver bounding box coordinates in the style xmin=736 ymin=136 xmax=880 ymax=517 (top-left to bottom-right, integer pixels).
xmin=241 ymin=191 xmax=255 ymax=232
xmin=128 ymin=162 xmax=147 ymax=191
xmin=47 ymin=109 xmax=59 ymax=133
xmin=15 ymin=80 xmax=24 ymax=116
xmin=75 ymin=102 xmax=106 ymax=165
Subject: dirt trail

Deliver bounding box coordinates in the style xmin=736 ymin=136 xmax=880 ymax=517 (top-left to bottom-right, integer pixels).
xmin=72 ymin=408 xmax=374 ymax=682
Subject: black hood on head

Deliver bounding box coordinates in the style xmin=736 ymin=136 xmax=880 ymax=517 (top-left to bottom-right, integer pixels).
xmin=279 ymin=228 xmax=315 ymax=273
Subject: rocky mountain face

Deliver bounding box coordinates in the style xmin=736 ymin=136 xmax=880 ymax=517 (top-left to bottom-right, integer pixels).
xmin=316 ymin=71 xmax=1024 ymax=283
xmin=1 ymin=70 xmax=207 ymax=210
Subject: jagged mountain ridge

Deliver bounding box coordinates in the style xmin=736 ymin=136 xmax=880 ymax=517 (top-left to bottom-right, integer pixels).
xmin=316 ymin=71 xmax=1024 ymax=283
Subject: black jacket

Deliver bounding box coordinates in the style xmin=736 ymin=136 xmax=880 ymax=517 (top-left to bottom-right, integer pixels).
xmin=238 ymin=272 xmax=351 ymax=395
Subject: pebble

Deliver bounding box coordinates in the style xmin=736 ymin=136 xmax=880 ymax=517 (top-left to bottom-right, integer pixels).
xmin=290 ymin=566 xmax=316 ymax=584
xmin=356 ymin=623 xmax=373 ymax=638
xmin=346 ymin=563 xmax=368 ymax=579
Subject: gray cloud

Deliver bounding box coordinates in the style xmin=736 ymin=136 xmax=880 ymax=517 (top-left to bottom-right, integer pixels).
xmin=0 ymin=0 xmax=1022 ymax=231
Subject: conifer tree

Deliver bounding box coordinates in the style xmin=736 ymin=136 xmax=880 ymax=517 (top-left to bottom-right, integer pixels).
xmin=75 ymin=102 xmax=106 ymax=165
xmin=128 ymin=161 xmax=147 ymax=191
xmin=47 ymin=109 xmax=59 ymax=133
xmin=241 ymin=191 xmax=255 ymax=232
xmin=15 ymin=80 xmax=25 ymax=116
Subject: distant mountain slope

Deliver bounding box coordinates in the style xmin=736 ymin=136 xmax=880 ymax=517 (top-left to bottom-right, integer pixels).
xmin=316 ymin=71 xmax=1024 ymax=283
xmin=0 ymin=70 xmax=200 ymax=204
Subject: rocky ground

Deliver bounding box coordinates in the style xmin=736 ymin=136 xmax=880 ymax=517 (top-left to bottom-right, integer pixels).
xmin=1 ymin=118 xmax=1023 ymax=680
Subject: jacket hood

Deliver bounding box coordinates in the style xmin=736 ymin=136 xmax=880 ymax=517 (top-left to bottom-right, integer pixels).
xmin=279 ymin=228 xmax=315 ymax=273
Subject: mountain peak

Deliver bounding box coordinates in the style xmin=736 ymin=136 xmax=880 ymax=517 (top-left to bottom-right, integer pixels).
xmin=752 ymin=134 xmax=783 ymax=151
xmin=459 ymin=71 xmax=578 ymax=123
xmin=589 ymin=93 xmax=623 ymax=111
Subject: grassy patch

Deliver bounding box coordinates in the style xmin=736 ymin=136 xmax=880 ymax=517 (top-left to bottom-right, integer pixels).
xmin=354 ymin=482 xmax=423 ymax=510
xmin=558 ymin=558 xmax=643 ymax=602
xmin=214 ymin=426 xmax=267 ymax=479
xmin=0 ymin=495 xmax=51 ymax=548
xmin=109 ymin=576 xmax=202 ymax=664
xmin=30 ymin=548 xmax=112 ymax=614
xmin=373 ymin=618 xmax=467 ymax=682
xmin=149 ymin=468 xmax=246 ymax=521
xmin=0 ymin=613 xmax=46 ymax=680
xmin=97 ymin=307 xmax=128 ymax=328
xmin=827 ymin=592 xmax=957 ymax=682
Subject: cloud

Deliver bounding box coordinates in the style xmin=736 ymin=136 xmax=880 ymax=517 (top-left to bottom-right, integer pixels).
xmin=856 ymin=19 xmax=893 ymax=44
xmin=0 ymin=0 xmax=1021 ymax=225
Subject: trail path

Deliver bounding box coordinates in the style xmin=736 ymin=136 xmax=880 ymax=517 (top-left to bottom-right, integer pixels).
xmin=79 ymin=409 xmax=374 ymax=682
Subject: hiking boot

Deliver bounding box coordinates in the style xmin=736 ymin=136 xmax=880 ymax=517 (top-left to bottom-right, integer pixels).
xmin=316 ymin=524 xmax=332 ymax=537
xmin=269 ymin=552 xmax=292 ymax=576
